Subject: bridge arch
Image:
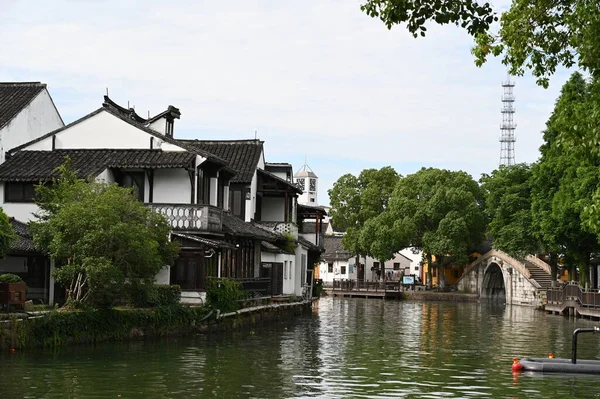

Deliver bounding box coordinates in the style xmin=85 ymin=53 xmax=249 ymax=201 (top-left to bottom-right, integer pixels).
xmin=456 ymin=250 xmax=548 ymax=307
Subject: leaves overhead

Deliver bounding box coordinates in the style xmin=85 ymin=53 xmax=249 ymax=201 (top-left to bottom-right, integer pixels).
xmin=361 ymin=0 xmax=600 ymax=88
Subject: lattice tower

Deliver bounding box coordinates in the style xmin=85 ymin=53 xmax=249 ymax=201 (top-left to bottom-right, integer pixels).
xmin=500 ymin=76 xmax=517 ymax=166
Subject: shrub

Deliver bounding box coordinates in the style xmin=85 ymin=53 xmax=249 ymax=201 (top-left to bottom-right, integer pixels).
xmin=149 ymin=285 xmax=181 ymax=307
xmin=0 ymin=273 xmax=24 ymax=284
xmin=205 ymin=278 xmax=247 ymax=313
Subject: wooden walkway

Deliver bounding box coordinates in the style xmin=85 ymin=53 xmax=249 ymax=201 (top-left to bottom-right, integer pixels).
xmin=546 ymin=283 xmax=600 ymax=319
xmin=329 ymin=279 xmax=410 ymax=300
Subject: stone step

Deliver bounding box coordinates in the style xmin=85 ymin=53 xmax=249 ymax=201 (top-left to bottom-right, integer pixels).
xmin=522 ymin=259 xmax=553 ymax=289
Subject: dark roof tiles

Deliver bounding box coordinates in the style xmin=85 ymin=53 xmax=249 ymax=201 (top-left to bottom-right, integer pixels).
xmin=0 ymin=83 xmax=46 ymax=129
xmin=180 ymin=140 xmax=263 ymax=183
xmin=322 ymin=236 xmax=353 ymax=261
xmin=0 ymin=149 xmax=196 ymax=181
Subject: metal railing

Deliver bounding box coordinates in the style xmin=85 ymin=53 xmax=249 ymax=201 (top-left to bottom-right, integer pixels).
xmin=332 ymin=279 xmax=402 ymax=292
xmin=547 ymin=283 xmax=600 ymax=308
xmin=147 ymin=203 xmax=222 ymax=232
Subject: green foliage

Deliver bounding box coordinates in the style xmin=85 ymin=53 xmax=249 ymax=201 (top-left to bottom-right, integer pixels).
xmin=361 ymin=0 xmax=496 ymax=37
xmin=206 ymin=278 xmax=248 ymax=313
xmin=31 ymin=157 xmax=179 ymax=307
xmin=280 ymin=232 xmax=297 ymax=253
xmin=0 ymin=273 xmax=24 ymax=283
xmin=480 ymin=163 xmax=537 ymax=257
xmin=530 ymin=71 xmax=600 ymax=285
xmin=0 ymin=208 xmax=15 ymax=259
xmin=361 ymin=0 xmax=600 ymax=88
xmin=150 ymin=285 xmax=181 ymax=307
xmin=0 ymin=305 xmax=210 ymax=349
xmin=328 ymin=166 xmax=400 ymax=260
xmin=362 ymin=167 xmax=486 ymax=287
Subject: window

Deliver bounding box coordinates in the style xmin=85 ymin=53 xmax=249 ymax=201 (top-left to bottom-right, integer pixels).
xmin=229 ymin=186 xmax=244 ymax=218
xmin=373 ymin=262 xmax=380 ymax=269
xmin=310 ymin=198 xmax=315 ymax=202
xmin=415 ymin=266 xmax=419 ymax=271
xmin=309 ymin=178 xmax=316 ymax=192
xmin=328 ymin=263 xmax=333 ymax=273
xmin=393 ymin=262 xmax=400 ymax=270
xmin=5 ymin=182 xmax=36 ymax=202
xmin=341 ymin=266 xmax=346 ymax=275
xmin=284 ymin=261 xmax=288 ymax=280
xmin=118 ymin=172 xmax=145 ymax=202
xmin=289 ymin=261 xmax=293 ymax=279
xmin=297 ymin=178 xmax=305 ymax=191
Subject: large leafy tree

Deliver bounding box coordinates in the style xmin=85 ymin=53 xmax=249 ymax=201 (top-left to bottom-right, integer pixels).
xmin=362 ymin=167 xmax=485 ymax=287
xmin=361 ymin=0 xmax=600 ymax=87
xmin=479 ymin=163 xmax=537 ymax=257
xmin=31 ymin=158 xmax=179 ymax=307
xmin=531 ymin=72 xmax=600 ymax=285
xmin=328 ymin=166 xmax=400 ymax=277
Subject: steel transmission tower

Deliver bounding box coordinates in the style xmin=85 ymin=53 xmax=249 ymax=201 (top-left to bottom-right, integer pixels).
xmin=499 ymin=76 xmax=516 ymax=166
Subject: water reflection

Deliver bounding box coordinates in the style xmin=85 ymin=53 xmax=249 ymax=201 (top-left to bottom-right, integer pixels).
xmin=2 ymin=298 xmax=600 ymax=398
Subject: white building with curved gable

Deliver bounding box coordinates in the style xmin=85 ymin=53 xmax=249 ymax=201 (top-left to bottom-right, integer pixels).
xmin=294 ymin=163 xmax=318 ymax=205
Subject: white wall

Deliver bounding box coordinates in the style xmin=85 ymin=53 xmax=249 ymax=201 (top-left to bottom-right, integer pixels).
xmin=153 ymin=169 xmax=191 ymax=204
xmin=261 ymin=197 xmax=285 ymax=221
xmin=261 ymin=252 xmax=296 ymax=295
xmin=47 ymin=110 xmax=182 ymax=150
xmin=148 ymin=118 xmax=166 ymax=135
xmin=0 ymin=182 xmax=39 ymax=222
xmin=245 ymin=171 xmax=258 ymax=222
xmin=318 ymin=258 xmax=354 ymax=285
xmin=0 ymin=89 xmax=63 ymax=162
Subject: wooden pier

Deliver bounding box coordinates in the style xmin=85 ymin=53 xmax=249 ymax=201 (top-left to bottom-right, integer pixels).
xmin=546 ymin=283 xmax=600 ymax=319
xmin=329 ymin=279 xmax=406 ymax=300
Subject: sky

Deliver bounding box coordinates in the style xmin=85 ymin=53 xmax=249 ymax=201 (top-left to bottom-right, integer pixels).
xmin=1 ymin=0 xmax=574 ymax=207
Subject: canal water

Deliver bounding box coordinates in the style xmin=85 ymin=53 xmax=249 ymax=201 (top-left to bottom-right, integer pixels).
xmin=2 ymin=297 xmax=600 ymax=398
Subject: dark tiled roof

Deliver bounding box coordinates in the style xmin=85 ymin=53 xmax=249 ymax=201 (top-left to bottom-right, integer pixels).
xmin=261 ymin=241 xmax=292 ymax=254
xmin=171 ymin=232 xmax=236 ymax=249
xmin=180 ymin=140 xmax=263 ymax=183
xmin=0 ymin=83 xmax=46 ymax=129
xmin=8 ymin=105 xmax=229 ymax=167
xmin=257 ymin=169 xmax=303 ymax=194
xmin=222 ymin=212 xmax=278 ymax=241
xmin=297 ymin=236 xmax=322 ymax=252
xmin=301 ymin=221 xmax=329 ymax=234
xmin=9 ymin=218 xmax=37 ymax=253
xmin=322 ymin=236 xmax=353 ymax=261
xmin=0 ymin=149 xmax=196 ymax=182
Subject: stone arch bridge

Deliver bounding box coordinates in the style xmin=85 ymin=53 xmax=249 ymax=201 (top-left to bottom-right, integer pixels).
xmin=455 ymin=250 xmax=553 ymax=308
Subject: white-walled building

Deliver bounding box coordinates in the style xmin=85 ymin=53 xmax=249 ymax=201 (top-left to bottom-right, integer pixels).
xmin=294 ymin=163 xmax=318 ymax=206
xmin=0 ymin=82 xmax=64 ymax=164
xmin=0 ymin=95 xmax=316 ymax=304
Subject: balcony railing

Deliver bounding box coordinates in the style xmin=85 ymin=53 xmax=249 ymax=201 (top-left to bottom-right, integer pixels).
xmin=257 ymin=221 xmax=298 ymax=238
xmin=147 ymin=203 xmax=222 ymax=232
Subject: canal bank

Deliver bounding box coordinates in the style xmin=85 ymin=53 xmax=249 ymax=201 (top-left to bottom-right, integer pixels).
xmin=0 ymin=299 xmax=313 ymax=351
xmin=324 ymin=287 xmax=479 ymax=302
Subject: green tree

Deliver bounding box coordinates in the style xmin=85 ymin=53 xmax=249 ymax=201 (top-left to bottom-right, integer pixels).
xmin=531 ymin=72 xmax=600 ymax=286
xmin=479 ymin=163 xmax=537 ymax=257
xmin=31 ymin=158 xmax=179 ymax=307
xmin=362 ymin=167 xmax=486 ymax=288
xmin=361 ymin=0 xmax=600 ymax=88
xmin=328 ymin=167 xmax=400 ymax=278
xmin=0 ymin=207 xmax=15 ymax=259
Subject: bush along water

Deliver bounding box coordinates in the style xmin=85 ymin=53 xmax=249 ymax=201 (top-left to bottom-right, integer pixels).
xmin=205 ymin=278 xmax=248 ymax=313
xmin=0 ymin=305 xmax=210 ymax=350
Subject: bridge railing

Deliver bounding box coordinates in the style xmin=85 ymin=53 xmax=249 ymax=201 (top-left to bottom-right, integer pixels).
xmin=547 ymin=283 xmax=600 ymax=308
xmin=332 ymin=279 xmax=402 ymax=292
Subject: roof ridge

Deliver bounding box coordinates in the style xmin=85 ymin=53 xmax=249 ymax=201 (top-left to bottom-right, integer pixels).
xmin=0 ymin=82 xmax=44 ymax=86
xmin=182 ymin=139 xmax=264 ymax=144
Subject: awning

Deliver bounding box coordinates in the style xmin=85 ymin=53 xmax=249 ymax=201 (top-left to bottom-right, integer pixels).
xmin=171 ymin=232 xmax=237 ymax=249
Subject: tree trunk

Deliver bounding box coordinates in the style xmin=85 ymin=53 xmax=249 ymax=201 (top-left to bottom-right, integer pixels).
xmin=381 ymin=259 xmax=385 ymax=282
xmin=438 ymin=262 xmax=446 ymax=290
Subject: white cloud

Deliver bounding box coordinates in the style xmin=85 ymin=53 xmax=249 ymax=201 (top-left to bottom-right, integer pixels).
xmin=0 ymin=0 xmax=573 ymax=205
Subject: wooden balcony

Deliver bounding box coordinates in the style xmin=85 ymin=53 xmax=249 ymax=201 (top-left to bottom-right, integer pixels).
xmin=257 ymin=221 xmax=298 ymax=238
xmin=147 ymin=203 xmax=222 ymax=232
